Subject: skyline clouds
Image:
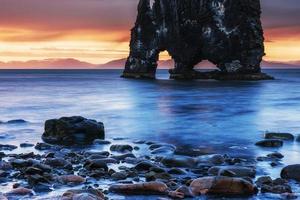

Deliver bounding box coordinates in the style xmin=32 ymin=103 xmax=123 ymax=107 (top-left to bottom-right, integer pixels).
xmin=0 ymin=0 xmax=299 ymax=64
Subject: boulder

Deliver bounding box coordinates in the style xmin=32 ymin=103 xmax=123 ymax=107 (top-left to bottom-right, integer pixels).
xmin=110 ymin=144 xmax=133 ymax=152
xmin=111 ymin=172 xmax=127 ymax=181
xmin=190 ymin=176 xmax=257 ymax=195
xmin=281 ymin=164 xmax=300 ymax=181
xmin=255 ymin=139 xmax=283 ymax=147
xmin=265 ymin=133 xmax=294 ymax=140
xmin=62 ymin=189 xmax=105 ymax=200
xmin=84 ymin=159 xmax=108 ymax=171
xmin=42 ymin=116 xmax=104 ymax=145
xmin=134 ymin=161 xmax=157 ymax=171
xmin=109 ymin=181 xmax=169 ymax=195
xmin=6 ymin=187 xmax=34 ymax=196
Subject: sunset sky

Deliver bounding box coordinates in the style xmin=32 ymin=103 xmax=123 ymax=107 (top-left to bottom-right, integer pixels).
xmin=0 ymin=0 xmax=299 ymax=65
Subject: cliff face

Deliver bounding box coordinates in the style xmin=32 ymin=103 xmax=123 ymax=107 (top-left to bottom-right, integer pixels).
xmin=122 ymin=0 xmax=272 ymax=80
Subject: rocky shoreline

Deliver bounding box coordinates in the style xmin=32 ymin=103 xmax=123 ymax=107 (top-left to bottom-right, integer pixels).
xmin=0 ymin=117 xmax=300 ymax=199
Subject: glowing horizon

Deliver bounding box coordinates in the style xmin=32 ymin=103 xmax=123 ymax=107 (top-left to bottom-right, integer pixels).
xmin=0 ymin=0 xmax=299 ymax=65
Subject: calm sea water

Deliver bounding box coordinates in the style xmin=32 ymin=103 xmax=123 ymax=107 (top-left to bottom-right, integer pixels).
xmin=0 ymin=69 xmax=300 ymax=197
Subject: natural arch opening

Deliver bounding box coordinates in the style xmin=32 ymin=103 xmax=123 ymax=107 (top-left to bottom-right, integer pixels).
xmin=194 ymin=60 xmax=218 ymax=72
xmin=157 ymin=50 xmax=173 ymax=69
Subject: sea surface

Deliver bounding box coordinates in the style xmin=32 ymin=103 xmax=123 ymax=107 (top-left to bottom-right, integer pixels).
xmin=0 ymin=69 xmax=300 ymax=198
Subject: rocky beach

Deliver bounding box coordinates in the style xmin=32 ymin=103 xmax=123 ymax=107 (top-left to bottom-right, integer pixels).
xmin=0 ymin=116 xmax=300 ymax=199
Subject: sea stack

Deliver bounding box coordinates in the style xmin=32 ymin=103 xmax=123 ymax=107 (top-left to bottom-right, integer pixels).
xmin=122 ymin=0 xmax=273 ymax=80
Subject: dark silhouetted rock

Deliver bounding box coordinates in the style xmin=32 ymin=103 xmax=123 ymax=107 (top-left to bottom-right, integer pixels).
xmin=255 ymin=139 xmax=283 ymax=147
xmin=281 ymin=164 xmax=300 ymax=181
xmin=42 ymin=116 xmax=105 ymax=145
xmin=20 ymin=143 xmax=34 ymax=148
xmin=6 ymin=119 xmax=27 ymax=124
xmin=122 ymin=0 xmax=272 ymax=80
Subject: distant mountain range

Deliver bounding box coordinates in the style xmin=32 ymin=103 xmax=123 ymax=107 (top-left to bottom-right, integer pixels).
xmin=0 ymin=58 xmax=299 ymax=69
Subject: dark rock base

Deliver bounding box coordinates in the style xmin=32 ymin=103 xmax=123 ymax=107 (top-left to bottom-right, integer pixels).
xmin=169 ymin=70 xmax=274 ymax=81
xmin=121 ymin=72 xmax=155 ymax=80
xmin=122 ymin=70 xmax=274 ymax=81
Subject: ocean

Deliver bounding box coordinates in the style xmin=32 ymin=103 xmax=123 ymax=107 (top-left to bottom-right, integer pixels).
xmin=0 ymin=69 xmax=300 ymax=198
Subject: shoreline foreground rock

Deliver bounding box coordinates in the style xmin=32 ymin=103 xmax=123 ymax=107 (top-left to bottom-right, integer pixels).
xmin=122 ymin=0 xmax=273 ymax=80
xmin=42 ymin=116 xmax=105 ymax=146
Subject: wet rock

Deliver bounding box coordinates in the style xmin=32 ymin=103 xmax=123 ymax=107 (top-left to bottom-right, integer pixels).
xmin=0 ymin=144 xmax=17 ymax=151
xmin=133 ymin=140 xmax=145 ymax=144
xmin=256 ymin=176 xmax=273 ymax=187
xmin=134 ymin=161 xmax=156 ymax=171
xmin=84 ymin=160 xmax=108 ymax=171
xmin=145 ymin=171 xmax=172 ymax=181
xmin=110 ymin=144 xmax=133 ymax=152
xmin=109 ymin=181 xmax=169 ymax=195
xmin=10 ymin=159 xmax=32 ymax=168
xmin=111 ymin=172 xmax=127 ymax=181
xmin=190 ymin=176 xmax=257 ymax=195
xmin=44 ymin=158 xmax=72 ymax=170
xmin=208 ymin=166 xmax=256 ymax=178
xmin=84 ymin=151 xmax=110 ymax=158
xmin=57 ymin=175 xmax=85 ymax=185
xmin=168 ymin=168 xmax=186 ymax=175
xmin=265 ymin=132 xmax=294 ymax=141
xmin=6 ymin=187 xmax=34 ymax=196
xmin=218 ymin=169 xmax=237 ymax=177
xmin=281 ymin=164 xmax=300 ymax=181
xmin=62 ymin=189 xmax=105 ymax=200
xmin=42 ymin=116 xmax=105 ymax=145
xmin=161 ymin=156 xmax=196 ymax=168
xmin=35 ymin=142 xmax=53 ymax=151
xmin=258 ymin=177 xmax=292 ymax=194
xmin=261 ymin=184 xmax=292 ymax=194
xmin=25 ymin=167 xmax=44 ymax=175
xmin=267 ymin=152 xmax=284 ymax=159
xmin=6 ymin=119 xmax=27 ymax=124
xmin=20 ymin=143 xmax=34 ymax=148
xmin=32 ymin=163 xmax=52 ymax=173
xmin=27 ymin=174 xmax=52 ymax=187
xmin=93 ymin=139 xmax=111 ymax=145
xmin=111 ymin=153 xmax=136 ymax=161
xmin=197 ymin=154 xmax=224 ymax=165
xmin=255 ymin=139 xmax=283 ymax=147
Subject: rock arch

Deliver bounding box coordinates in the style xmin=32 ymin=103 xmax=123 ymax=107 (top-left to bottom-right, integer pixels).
xmin=122 ymin=0 xmax=273 ymax=80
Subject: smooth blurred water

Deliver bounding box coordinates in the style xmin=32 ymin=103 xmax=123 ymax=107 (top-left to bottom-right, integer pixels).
xmin=0 ymin=69 xmax=300 ymax=178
